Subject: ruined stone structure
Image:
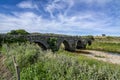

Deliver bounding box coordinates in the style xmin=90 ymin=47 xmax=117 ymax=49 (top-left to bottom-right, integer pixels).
xmin=0 ymin=34 xmax=92 ymax=51
xmin=24 ymin=35 xmax=92 ymax=51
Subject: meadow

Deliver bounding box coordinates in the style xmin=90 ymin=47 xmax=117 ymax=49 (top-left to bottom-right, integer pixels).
xmin=87 ymin=36 xmax=120 ymax=54
xmin=1 ymin=42 xmax=120 ymax=80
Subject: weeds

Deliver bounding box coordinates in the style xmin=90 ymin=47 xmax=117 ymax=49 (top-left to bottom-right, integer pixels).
xmin=1 ymin=43 xmax=120 ymax=80
xmin=87 ymin=41 xmax=120 ymax=54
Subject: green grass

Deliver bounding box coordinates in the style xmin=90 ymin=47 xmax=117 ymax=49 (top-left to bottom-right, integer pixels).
xmin=94 ymin=36 xmax=120 ymax=43
xmin=94 ymin=55 xmax=106 ymax=58
xmin=1 ymin=43 xmax=120 ymax=80
xmin=87 ymin=36 xmax=120 ymax=53
xmin=87 ymin=41 xmax=120 ymax=54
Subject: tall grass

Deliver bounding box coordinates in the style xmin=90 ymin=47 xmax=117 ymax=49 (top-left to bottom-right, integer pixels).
xmin=1 ymin=43 xmax=120 ymax=80
xmin=87 ymin=41 xmax=120 ymax=53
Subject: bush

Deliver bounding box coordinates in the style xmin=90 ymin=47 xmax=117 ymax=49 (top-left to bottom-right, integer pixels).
xmin=1 ymin=43 xmax=120 ymax=80
xmin=0 ymin=35 xmax=2 ymax=46
xmin=86 ymin=35 xmax=94 ymax=41
xmin=20 ymin=52 xmax=120 ymax=80
xmin=0 ymin=35 xmax=27 ymax=44
xmin=1 ymin=42 xmax=43 ymax=70
xmin=47 ymin=37 xmax=58 ymax=52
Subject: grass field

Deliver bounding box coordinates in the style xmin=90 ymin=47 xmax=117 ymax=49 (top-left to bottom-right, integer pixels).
xmin=1 ymin=42 xmax=120 ymax=80
xmin=87 ymin=36 xmax=120 ymax=53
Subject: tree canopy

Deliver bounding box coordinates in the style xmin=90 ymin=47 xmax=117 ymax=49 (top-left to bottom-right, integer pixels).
xmin=7 ymin=29 xmax=29 ymax=35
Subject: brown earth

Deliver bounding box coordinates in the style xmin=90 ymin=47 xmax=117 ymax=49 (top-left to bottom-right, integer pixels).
xmin=0 ymin=53 xmax=13 ymax=80
xmin=76 ymin=50 xmax=120 ymax=65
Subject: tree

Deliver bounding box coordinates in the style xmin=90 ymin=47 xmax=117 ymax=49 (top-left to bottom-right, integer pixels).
xmin=102 ymin=34 xmax=106 ymax=37
xmin=86 ymin=35 xmax=94 ymax=41
xmin=7 ymin=29 xmax=29 ymax=35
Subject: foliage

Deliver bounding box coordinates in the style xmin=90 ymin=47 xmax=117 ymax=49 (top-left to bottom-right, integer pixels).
xmin=94 ymin=36 xmax=120 ymax=43
xmin=86 ymin=35 xmax=94 ymax=41
xmin=82 ymin=35 xmax=94 ymax=41
xmin=47 ymin=37 xmax=58 ymax=52
xmin=4 ymin=36 xmax=27 ymax=44
xmin=1 ymin=43 xmax=120 ymax=80
xmin=102 ymin=34 xmax=106 ymax=36
xmin=87 ymin=41 xmax=120 ymax=54
xmin=7 ymin=29 xmax=29 ymax=35
xmin=0 ymin=29 xmax=29 ymax=45
xmin=1 ymin=43 xmax=43 ymax=71
xmin=0 ymin=35 xmax=2 ymax=46
xmin=87 ymin=37 xmax=120 ymax=54
xmin=0 ymin=35 xmax=27 ymax=45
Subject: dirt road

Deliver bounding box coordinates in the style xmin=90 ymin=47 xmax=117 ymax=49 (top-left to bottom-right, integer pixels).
xmin=77 ymin=50 xmax=120 ymax=65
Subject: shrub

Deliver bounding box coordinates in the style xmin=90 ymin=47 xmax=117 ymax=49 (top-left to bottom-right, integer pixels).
xmin=47 ymin=37 xmax=58 ymax=52
xmin=0 ymin=35 xmax=27 ymax=44
xmin=1 ymin=43 xmax=120 ymax=80
xmin=1 ymin=42 xmax=43 ymax=70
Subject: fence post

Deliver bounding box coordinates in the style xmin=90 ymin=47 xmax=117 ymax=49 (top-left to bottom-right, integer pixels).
xmin=13 ymin=56 xmax=20 ymax=80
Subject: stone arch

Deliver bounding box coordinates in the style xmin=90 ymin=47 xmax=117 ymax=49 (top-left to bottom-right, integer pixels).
xmin=76 ymin=40 xmax=83 ymax=49
xmin=87 ymin=39 xmax=92 ymax=46
xmin=59 ymin=40 xmax=71 ymax=51
xmin=34 ymin=41 xmax=47 ymax=50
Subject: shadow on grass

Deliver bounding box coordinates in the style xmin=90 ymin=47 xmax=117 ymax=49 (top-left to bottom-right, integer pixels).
xmin=75 ymin=49 xmax=92 ymax=54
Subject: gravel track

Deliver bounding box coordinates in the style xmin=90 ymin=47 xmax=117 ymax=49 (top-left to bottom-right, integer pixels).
xmin=77 ymin=50 xmax=120 ymax=65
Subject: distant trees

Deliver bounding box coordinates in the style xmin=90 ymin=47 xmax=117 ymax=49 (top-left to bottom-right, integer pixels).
xmin=2 ymin=35 xmax=27 ymax=44
xmin=7 ymin=29 xmax=29 ymax=35
xmin=102 ymin=34 xmax=106 ymax=37
xmin=0 ymin=29 xmax=29 ymax=44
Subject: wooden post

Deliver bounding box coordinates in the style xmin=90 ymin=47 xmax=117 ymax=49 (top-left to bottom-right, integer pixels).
xmin=13 ymin=56 xmax=20 ymax=80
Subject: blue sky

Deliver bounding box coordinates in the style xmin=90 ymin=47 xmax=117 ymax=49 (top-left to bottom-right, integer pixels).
xmin=0 ymin=0 xmax=120 ymax=36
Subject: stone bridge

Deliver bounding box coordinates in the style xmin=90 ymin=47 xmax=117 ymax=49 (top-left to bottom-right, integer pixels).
xmin=23 ymin=35 xmax=92 ymax=51
xmin=0 ymin=34 xmax=92 ymax=51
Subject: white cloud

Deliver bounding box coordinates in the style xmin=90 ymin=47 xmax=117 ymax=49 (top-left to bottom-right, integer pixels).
xmin=77 ymin=0 xmax=112 ymax=5
xmin=0 ymin=0 xmax=119 ymax=36
xmin=0 ymin=11 xmax=118 ymax=35
xmin=45 ymin=0 xmax=74 ymax=18
xmin=17 ymin=1 xmax=38 ymax=9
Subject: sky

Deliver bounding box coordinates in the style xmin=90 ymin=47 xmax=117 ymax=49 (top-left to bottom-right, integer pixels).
xmin=0 ymin=0 xmax=120 ymax=36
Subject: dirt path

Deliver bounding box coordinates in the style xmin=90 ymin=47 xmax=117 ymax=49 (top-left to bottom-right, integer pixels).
xmin=0 ymin=53 xmax=13 ymax=80
xmin=77 ymin=50 xmax=120 ymax=65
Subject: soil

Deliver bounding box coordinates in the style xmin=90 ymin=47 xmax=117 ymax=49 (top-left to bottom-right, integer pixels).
xmin=0 ymin=53 xmax=13 ymax=80
xmin=76 ymin=50 xmax=120 ymax=65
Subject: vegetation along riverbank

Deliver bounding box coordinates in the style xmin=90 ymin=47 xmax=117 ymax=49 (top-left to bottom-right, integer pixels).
xmin=0 ymin=42 xmax=120 ymax=80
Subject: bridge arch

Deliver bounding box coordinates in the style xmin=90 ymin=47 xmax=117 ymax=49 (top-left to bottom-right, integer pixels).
xmin=58 ymin=40 xmax=71 ymax=51
xmin=87 ymin=39 xmax=92 ymax=46
xmin=76 ymin=40 xmax=83 ymax=49
xmin=34 ymin=41 xmax=47 ymax=50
